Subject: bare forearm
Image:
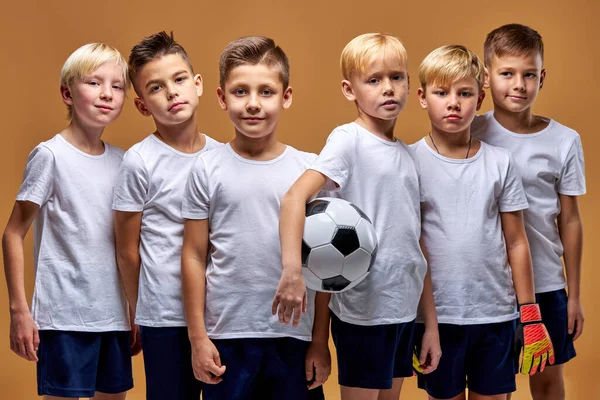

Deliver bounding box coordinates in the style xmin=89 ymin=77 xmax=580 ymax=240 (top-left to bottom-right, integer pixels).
xmin=508 ymin=243 xmax=535 ymax=304
xmin=560 ymin=217 xmax=583 ymax=298
xmin=116 ymin=252 xmax=141 ymax=313
xmin=311 ymin=292 xmax=331 ymax=344
xmin=182 ymin=254 xmax=208 ymax=341
xmin=279 ymin=193 xmax=308 ymax=273
xmin=2 ymin=232 xmax=29 ymax=312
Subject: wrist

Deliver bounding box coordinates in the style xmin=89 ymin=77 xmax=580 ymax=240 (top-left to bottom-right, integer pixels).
xmin=519 ymin=303 xmax=542 ymax=323
xmin=9 ymin=302 xmax=29 ymax=314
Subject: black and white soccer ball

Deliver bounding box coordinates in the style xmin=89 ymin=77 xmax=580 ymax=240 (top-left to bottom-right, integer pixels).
xmin=302 ymin=197 xmax=378 ymax=293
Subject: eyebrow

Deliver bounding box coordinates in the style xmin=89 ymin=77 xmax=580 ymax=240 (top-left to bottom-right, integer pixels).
xmin=144 ymin=70 xmax=190 ymax=89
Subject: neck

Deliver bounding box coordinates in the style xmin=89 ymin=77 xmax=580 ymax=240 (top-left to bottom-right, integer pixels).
xmin=231 ymin=128 xmax=285 ymax=161
xmin=428 ymin=126 xmax=474 ymax=159
xmin=154 ymin=113 xmax=205 ymax=153
xmin=355 ymin=109 xmax=396 ymax=141
xmin=60 ymin=117 xmax=105 ymax=155
xmin=493 ymin=106 xmax=536 ymax=133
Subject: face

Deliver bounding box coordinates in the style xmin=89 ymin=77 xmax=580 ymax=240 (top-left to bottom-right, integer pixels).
xmin=134 ymin=54 xmax=203 ymax=126
xmin=217 ymin=63 xmax=292 ymax=140
xmin=418 ymin=76 xmax=485 ymax=134
xmin=62 ymin=62 xmax=126 ymax=128
xmin=486 ymin=52 xmax=545 ymax=114
xmin=342 ymin=56 xmax=409 ymax=121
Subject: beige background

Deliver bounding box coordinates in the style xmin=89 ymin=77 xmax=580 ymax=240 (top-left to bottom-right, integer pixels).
xmin=0 ymin=0 xmax=598 ymax=398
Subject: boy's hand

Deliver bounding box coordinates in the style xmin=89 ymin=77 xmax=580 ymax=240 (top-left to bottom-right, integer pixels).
xmin=515 ymin=303 xmax=555 ymax=375
xmin=272 ymin=270 xmax=307 ymax=327
xmin=10 ymin=309 xmax=39 ymax=362
xmin=416 ymin=327 xmax=441 ymax=374
xmin=191 ymin=337 xmax=226 ymax=384
xmin=305 ymin=341 xmax=331 ymax=389
xmin=130 ymin=323 xmax=142 ymax=356
xmin=567 ymin=296 xmax=584 ymax=341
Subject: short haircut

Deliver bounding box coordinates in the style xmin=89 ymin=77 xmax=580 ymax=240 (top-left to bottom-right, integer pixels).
xmin=419 ymin=45 xmax=486 ymax=90
xmin=219 ymin=36 xmax=290 ymax=89
xmin=128 ymin=31 xmax=193 ymax=93
xmin=484 ymin=23 xmax=544 ymax=66
xmin=340 ymin=33 xmax=408 ymax=80
xmin=60 ymin=43 xmax=129 ymax=120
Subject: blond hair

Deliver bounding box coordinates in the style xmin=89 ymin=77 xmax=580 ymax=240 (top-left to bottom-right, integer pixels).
xmin=419 ymin=45 xmax=485 ymax=90
xmin=340 ymin=33 xmax=408 ymax=80
xmin=60 ymin=43 xmax=129 ymax=120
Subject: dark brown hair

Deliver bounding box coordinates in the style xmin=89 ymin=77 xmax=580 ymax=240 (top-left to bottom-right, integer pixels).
xmin=219 ymin=36 xmax=290 ymax=89
xmin=484 ymin=24 xmax=544 ymax=66
xmin=128 ymin=31 xmax=193 ymax=93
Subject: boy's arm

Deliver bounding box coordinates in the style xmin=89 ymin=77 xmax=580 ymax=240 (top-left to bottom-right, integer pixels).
xmin=182 ymin=218 xmax=225 ymax=384
xmin=305 ymin=292 xmax=331 ymax=389
xmin=416 ymin=241 xmax=441 ymax=374
xmin=502 ymin=210 xmax=554 ymax=375
xmin=2 ymin=201 xmax=40 ymax=362
xmin=273 ymin=169 xmax=329 ymax=327
xmin=558 ymin=194 xmax=584 ymax=340
xmin=114 ymin=211 xmax=142 ymax=316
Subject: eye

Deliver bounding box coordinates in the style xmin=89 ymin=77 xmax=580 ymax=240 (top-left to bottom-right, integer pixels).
xmin=367 ymin=78 xmax=379 ymax=84
xmin=525 ymin=73 xmax=537 ymax=79
xmin=460 ymin=91 xmax=473 ymax=97
xmin=392 ymin=74 xmax=404 ymax=81
xmin=261 ymin=89 xmax=273 ymax=96
xmin=434 ymin=91 xmax=447 ymax=97
xmin=500 ymin=71 xmax=512 ymax=77
xmin=150 ymin=85 xmax=162 ymax=93
xmin=88 ymin=81 xmax=99 ymax=86
xmin=175 ymin=76 xmax=186 ymax=83
xmin=113 ymin=84 xmax=124 ymax=90
xmin=234 ymin=89 xmax=246 ymax=96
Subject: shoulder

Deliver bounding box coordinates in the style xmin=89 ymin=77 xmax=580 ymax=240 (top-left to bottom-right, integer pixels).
xmin=546 ymin=118 xmax=581 ymax=146
xmin=285 ymin=146 xmax=318 ymax=164
xmin=329 ymin=122 xmax=362 ymax=139
xmin=203 ymin=134 xmax=223 ymax=150
xmin=471 ymin=111 xmax=494 ymax=137
xmin=103 ymin=142 xmax=125 ymax=159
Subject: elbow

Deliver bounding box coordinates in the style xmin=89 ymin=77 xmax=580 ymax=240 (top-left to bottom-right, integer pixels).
xmin=116 ymin=250 xmax=139 ymax=272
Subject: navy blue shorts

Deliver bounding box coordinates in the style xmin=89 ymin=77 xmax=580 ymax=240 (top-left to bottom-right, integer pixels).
xmin=331 ymin=313 xmax=415 ymax=389
xmin=415 ymin=321 xmax=517 ymax=398
xmin=140 ymin=326 xmax=203 ymax=400
xmin=537 ymin=288 xmax=576 ymax=365
xmin=202 ymin=337 xmax=323 ymax=400
xmin=37 ymin=330 xmax=133 ymax=398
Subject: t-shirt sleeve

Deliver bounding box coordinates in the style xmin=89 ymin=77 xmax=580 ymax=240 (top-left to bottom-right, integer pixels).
xmin=16 ymin=145 xmax=55 ymax=206
xmin=112 ymin=150 xmax=148 ymax=212
xmin=558 ymin=135 xmax=586 ymax=196
xmin=310 ymin=127 xmax=356 ymax=191
xmin=182 ymin=156 xmax=210 ymax=220
xmin=499 ymin=154 xmax=529 ymax=213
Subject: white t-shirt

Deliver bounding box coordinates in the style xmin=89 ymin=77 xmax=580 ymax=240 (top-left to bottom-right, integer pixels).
xmin=412 ymin=139 xmax=528 ymax=324
xmin=16 ymin=134 xmax=129 ymax=331
xmin=112 ymin=134 xmax=221 ymax=327
xmin=182 ymin=144 xmax=317 ymax=341
xmin=472 ymin=112 xmax=586 ymax=293
xmin=311 ymin=122 xmax=427 ymax=326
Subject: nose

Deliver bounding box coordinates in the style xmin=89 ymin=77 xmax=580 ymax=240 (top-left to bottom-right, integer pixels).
xmin=99 ymin=84 xmax=113 ymax=101
xmin=513 ymin=75 xmax=525 ymax=92
xmin=166 ymin=83 xmax=179 ymax=100
xmin=382 ymin=78 xmax=394 ymax=95
xmin=246 ymin=93 xmax=261 ymax=113
xmin=447 ymin=93 xmax=460 ymax=110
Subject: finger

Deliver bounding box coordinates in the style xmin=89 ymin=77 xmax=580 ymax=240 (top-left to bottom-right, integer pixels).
xmin=17 ymin=340 xmax=29 ymax=360
xmin=419 ymin=346 xmax=428 ymax=364
xmin=302 ymin=293 xmax=307 ymax=313
xmin=208 ymin=362 xmax=226 ymax=377
xmin=283 ymin=304 xmax=293 ymax=325
xmin=305 ymin=359 xmax=314 ymax=381
xmin=292 ymin=303 xmax=302 ymax=327
xmin=25 ymin=336 xmax=38 ymax=362
xmin=429 ymin=351 xmax=441 ymax=370
xmin=520 ymin=352 xmax=532 ymax=375
xmin=200 ymin=371 xmax=223 ymax=385
xmin=33 ymin=328 xmax=40 ymax=352
xmin=540 ymin=352 xmax=548 ymax=373
xmin=271 ymin=297 xmax=279 ymax=316
xmin=567 ymin=312 xmax=575 ymax=335
xmin=573 ymin=317 xmax=584 ymax=341
xmin=530 ymin=354 xmax=541 ymax=376
xmin=548 ymin=346 xmax=555 ymax=365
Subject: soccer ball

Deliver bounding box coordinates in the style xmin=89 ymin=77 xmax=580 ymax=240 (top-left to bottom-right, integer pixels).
xmin=302 ymin=197 xmax=378 ymax=293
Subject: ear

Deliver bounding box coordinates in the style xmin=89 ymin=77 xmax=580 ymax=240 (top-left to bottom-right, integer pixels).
xmin=476 ymin=89 xmax=486 ymax=111
xmin=341 ymin=79 xmax=356 ymax=102
xmin=216 ymin=87 xmax=227 ymax=111
xmin=417 ymin=87 xmax=428 ymax=109
xmin=539 ymin=69 xmax=546 ymax=90
xmin=194 ymin=74 xmax=204 ymax=97
xmin=134 ymin=97 xmax=152 ymax=117
xmin=483 ymin=67 xmax=490 ymax=89
xmin=407 ymin=73 xmax=411 ymax=93
xmin=60 ymin=85 xmax=73 ymax=106
xmin=282 ymin=86 xmax=293 ymax=109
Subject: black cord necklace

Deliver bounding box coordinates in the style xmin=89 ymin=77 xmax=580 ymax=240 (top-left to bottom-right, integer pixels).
xmin=429 ymin=132 xmax=472 ymax=159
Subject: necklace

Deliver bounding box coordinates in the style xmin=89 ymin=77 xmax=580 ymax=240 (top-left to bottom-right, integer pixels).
xmin=429 ymin=132 xmax=472 ymax=159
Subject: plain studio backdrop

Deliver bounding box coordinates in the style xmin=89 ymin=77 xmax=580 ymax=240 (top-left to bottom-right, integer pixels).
xmin=0 ymin=0 xmax=598 ymax=398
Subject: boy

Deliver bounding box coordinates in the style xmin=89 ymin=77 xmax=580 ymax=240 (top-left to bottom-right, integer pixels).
xmin=181 ymin=36 xmax=328 ymax=400
xmin=2 ymin=43 xmax=133 ymax=399
xmin=413 ymin=44 xmax=554 ymax=400
xmin=472 ymin=24 xmax=586 ymax=400
xmin=112 ymin=31 xmax=220 ymax=400
xmin=274 ymin=33 xmax=441 ymax=400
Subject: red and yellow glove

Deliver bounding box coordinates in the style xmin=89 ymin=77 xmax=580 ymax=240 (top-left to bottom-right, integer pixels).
xmin=515 ymin=303 xmax=555 ymax=375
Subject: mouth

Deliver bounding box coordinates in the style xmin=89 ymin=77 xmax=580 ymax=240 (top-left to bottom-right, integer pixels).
xmin=444 ymin=114 xmax=462 ymax=120
xmin=168 ymin=102 xmax=187 ymax=111
xmin=242 ymin=117 xmax=265 ymax=122
xmin=381 ymin=100 xmax=398 ymax=107
xmin=507 ymin=95 xmax=527 ymax=100
xmin=95 ymin=105 xmax=113 ymax=111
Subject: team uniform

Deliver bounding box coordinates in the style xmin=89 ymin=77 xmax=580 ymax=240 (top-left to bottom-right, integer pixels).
xmin=473 ymin=111 xmax=586 ymax=364
xmin=310 ymin=122 xmax=427 ymax=389
xmin=16 ymin=134 xmax=132 ymax=398
xmin=182 ymin=143 xmax=324 ymax=400
xmin=112 ymin=133 xmax=220 ymax=400
xmin=411 ymin=138 xmax=528 ymax=398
